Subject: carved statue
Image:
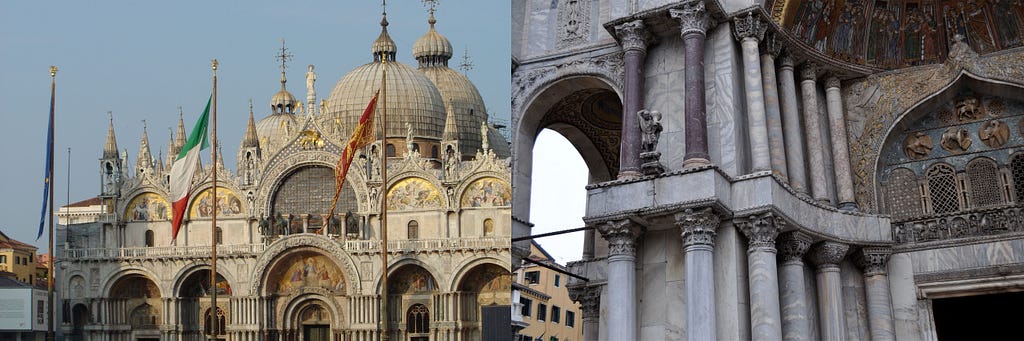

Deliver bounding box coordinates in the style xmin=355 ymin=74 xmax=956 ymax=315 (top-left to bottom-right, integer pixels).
xmin=940 ymin=127 xmax=972 ymax=153
xmin=903 ymin=132 xmax=934 ymax=159
xmin=955 ymin=96 xmax=984 ymax=121
xmin=480 ymin=121 xmax=490 ymax=151
xmin=406 ymin=123 xmax=415 ymax=155
xmin=320 ymin=99 xmax=328 ymax=116
xmin=298 ymin=130 xmax=324 ymax=150
xmin=258 ymin=215 xmax=270 ymax=235
xmin=444 ymin=145 xmax=458 ymax=179
xmin=370 ymin=145 xmax=382 ymax=180
xmin=979 ymin=120 xmax=1009 ymax=148
xmin=638 ymin=109 xmax=663 ymax=153
xmin=306 ymin=65 xmax=317 ymax=95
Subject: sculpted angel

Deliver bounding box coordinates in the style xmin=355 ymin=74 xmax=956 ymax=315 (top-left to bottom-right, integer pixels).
xmin=638 ymin=109 xmax=663 ymax=153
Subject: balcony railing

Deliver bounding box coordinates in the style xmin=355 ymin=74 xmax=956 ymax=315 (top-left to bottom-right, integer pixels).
xmin=893 ymin=205 xmax=1024 ymax=244
xmin=62 ymin=237 xmax=509 ymax=261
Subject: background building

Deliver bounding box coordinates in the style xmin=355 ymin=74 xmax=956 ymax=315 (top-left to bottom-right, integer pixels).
xmin=56 ymin=8 xmax=511 ymax=341
xmin=0 ymin=231 xmax=40 ymax=285
xmin=512 ymin=0 xmax=1024 ymax=340
xmin=513 ymin=242 xmax=582 ymax=341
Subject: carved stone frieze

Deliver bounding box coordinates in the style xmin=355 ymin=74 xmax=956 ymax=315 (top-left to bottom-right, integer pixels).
xmin=732 ymin=12 xmax=767 ymax=42
xmin=596 ymin=220 xmax=644 ymax=257
xmin=902 ymin=132 xmax=934 ymax=160
xmin=978 ymin=119 xmax=1010 ymax=148
xmin=567 ymin=284 xmax=601 ymax=319
xmin=777 ymin=232 xmax=812 ymax=263
xmin=939 ymin=126 xmax=972 ymax=153
xmin=674 ymin=207 xmax=721 ymax=249
xmin=615 ymin=20 xmax=652 ymax=54
xmin=735 ymin=212 xmax=785 ymax=251
xmin=892 ymin=206 xmax=1024 ymax=244
xmin=807 ymin=241 xmax=849 ymax=268
xmin=557 ymin=0 xmax=592 ymax=49
xmin=669 ymin=1 xmax=709 ymax=38
xmin=856 ymin=247 xmax=891 ymax=276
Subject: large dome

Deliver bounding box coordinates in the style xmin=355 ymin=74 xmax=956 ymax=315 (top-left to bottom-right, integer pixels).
xmin=325 ymin=61 xmax=446 ymax=140
xmin=255 ymin=113 xmax=298 ymax=155
xmin=412 ymin=16 xmax=453 ymax=62
xmin=420 ymin=66 xmax=487 ymax=155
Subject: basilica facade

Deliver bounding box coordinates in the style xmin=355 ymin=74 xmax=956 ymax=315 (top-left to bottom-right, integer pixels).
xmin=56 ymin=11 xmax=511 ymax=341
xmin=512 ymin=0 xmax=1024 ymax=340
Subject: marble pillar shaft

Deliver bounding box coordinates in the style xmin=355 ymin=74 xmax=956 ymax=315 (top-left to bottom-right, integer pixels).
xmin=800 ymin=69 xmax=830 ymax=203
xmin=864 ymin=274 xmax=896 ymax=341
xmin=683 ymin=32 xmax=710 ymax=164
xmin=607 ymin=253 xmax=636 ymax=340
xmin=686 ymin=244 xmax=716 ymax=341
xmin=778 ymin=59 xmax=808 ymax=193
xmin=620 ymin=48 xmax=646 ymax=177
xmin=741 ymin=37 xmax=771 ymax=172
xmin=779 ymin=260 xmax=810 ymax=341
xmin=824 ymin=80 xmax=856 ymax=208
xmin=815 ymin=265 xmax=846 ymax=341
xmin=748 ymin=247 xmax=782 ymax=341
xmin=761 ymin=53 xmax=788 ymax=181
xmin=582 ymin=318 xmax=599 ymax=341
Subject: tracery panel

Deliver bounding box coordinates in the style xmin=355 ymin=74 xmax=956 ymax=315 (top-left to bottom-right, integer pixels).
xmin=1011 ymin=153 xmax=1024 ymax=203
xmin=927 ymin=163 xmax=961 ymax=214
xmin=884 ymin=168 xmax=924 ymax=221
xmin=966 ymin=157 xmax=1005 ymax=208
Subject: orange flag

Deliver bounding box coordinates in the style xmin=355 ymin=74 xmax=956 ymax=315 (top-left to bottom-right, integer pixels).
xmin=326 ymin=90 xmax=379 ymax=230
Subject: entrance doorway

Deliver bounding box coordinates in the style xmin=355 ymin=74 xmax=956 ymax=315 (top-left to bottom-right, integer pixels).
xmin=933 ymin=290 xmax=1024 ymax=340
xmin=303 ymin=325 xmax=330 ymax=341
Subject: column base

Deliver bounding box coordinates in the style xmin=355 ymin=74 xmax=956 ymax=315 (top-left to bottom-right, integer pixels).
xmin=837 ymin=202 xmax=859 ymax=211
xmin=682 ymin=157 xmax=711 ymax=169
xmin=617 ymin=170 xmax=643 ymax=180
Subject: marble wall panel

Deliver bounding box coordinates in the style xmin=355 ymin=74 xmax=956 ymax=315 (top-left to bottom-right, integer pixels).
xmin=802 ymin=263 xmax=822 ymax=340
xmin=647 ymin=38 xmax=688 ymax=171
xmin=640 ymin=261 xmax=667 ymax=330
xmin=526 ymin=0 xmax=555 ymax=57
xmin=666 ymin=280 xmax=687 ymax=340
xmin=889 ymin=253 xmax=924 ymax=341
xmin=513 ymin=0 xmax=526 ymax=58
xmin=908 ymin=239 xmax=1024 ymax=275
xmin=706 ymin=23 xmax=747 ymax=176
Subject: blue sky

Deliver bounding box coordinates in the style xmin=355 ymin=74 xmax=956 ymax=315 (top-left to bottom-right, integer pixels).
xmin=0 ymin=1 xmax=510 ymax=249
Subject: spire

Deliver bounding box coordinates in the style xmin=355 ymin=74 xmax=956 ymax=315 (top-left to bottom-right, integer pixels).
xmin=156 ymin=150 xmax=165 ymax=173
xmin=372 ymin=6 xmax=397 ymax=62
xmin=103 ymin=111 xmax=119 ymax=159
xmin=175 ymin=107 xmax=186 ymax=153
xmin=242 ymin=99 xmax=260 ymax=149
xmin=442 ymin=100 xmax=459 ymax=141
xmin=216 ymin=141 xmax=225 ymax=170
xmin=136 ymin=120 xmax=153 ymax=172
xmin=166 ymin=127 xmax=177 ymax=166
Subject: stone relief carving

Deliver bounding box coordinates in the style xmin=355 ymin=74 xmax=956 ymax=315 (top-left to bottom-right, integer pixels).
xmin=638 ymin=109 xmax=665 ymax=175
xmin=939 ymin=127 xmax=972 ymax=153
xmin=978 ymin=120 xmax=1009 ymax=148
xmin=807 ymin=241 xmax=849 ymax=267
xmin=893 ymin=207 xmax=1024 ymax=244
xmin=956 ymin=96 xmax=985 ymax=121
xmin=567 ymin=284 xmax=601 ymax=319
xmin=670 ymin=1 xmax=710 ymax=37
xmin=615 ymin=20 xmax=651 ymax=53
xmin=735 ymin=212 xmax=785 ymax=250
xmin=856 ymin=247 xmax=891 ymax=276
xmin=557 ymin=0 xmax=591 ymax=49
xmin=903 ymin=132 xmax=934 ymax=160
xmin=732 ymin=12 xmax=767 ymax=42
xmin=674 ymin=207 xmax=721 ymax=249
xmin=511 ymin=52 xmax=623 ymax=122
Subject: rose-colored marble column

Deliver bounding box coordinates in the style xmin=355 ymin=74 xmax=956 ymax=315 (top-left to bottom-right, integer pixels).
xmin=670 ymin=2 xmax=711 ymax=168
xmin=760 ymin=33 xmax=788 ymax=181
xmin=824 ymin=76 xmax=858 ymax=210
xmin=615 ymin=20 xmax=653 ymax=179
xmin=800 ymin=64 xmax=831 ymax=203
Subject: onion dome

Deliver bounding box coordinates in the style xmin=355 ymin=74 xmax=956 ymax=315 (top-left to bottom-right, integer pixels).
xmin=255 ymin=110 xmax=298 ymax=155
xmin=270 ymin=73 xmax=297 ymax=115
xmin=412 ymin=13 xmax=453 ymax=67
xmin=325 ymin=13 xmax=447 ymax=141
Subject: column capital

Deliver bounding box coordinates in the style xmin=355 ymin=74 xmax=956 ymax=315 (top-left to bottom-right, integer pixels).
xmin=732 ymin=12 xmax=767 ymax=42
xmin=779 ymin=53 xmax=795 ymax=68
xmin=807 ymin=241 xmax=849 ymax=268
xmin=777 ymin=231 xmax=812 ymax=263
xmin=568 ymin=285 xmax=602 ymax=320
xmin=856 ymin=247 xmax=892 ymax=276
xmin=760 ymin=31 xmax=783 ymax=57
xmin=800 ymin=63 xmax=818 ymax=81
xmin=674 ymin=207 xmax=721 ymax=249
xmin=825 ymin=75 xmax=842 ymax=89
xmin=669 ymin=1 xmax=710 ymax=38
xmin=615 ymin=20 xmax=654 ymax=54
xmin=735 ymin=212 xmax=785 ymax=251
xmin=597 ymin=220 xmax=644 ymax=257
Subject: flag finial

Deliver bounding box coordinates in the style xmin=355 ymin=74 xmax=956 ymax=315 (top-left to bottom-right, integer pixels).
xmin=49 ymin=65 xmax=57 ymax=78
xmin=211 ymin=59 xmax=219 ymax=71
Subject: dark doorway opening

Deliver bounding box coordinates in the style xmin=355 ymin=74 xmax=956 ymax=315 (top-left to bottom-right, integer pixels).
xmin=933 ymin=291 xmax=1024 ymax=340
xmin=481 ymin=305 xmax=511 ymax=341
xmin=303 ymin=325 xmax=330 ymax=341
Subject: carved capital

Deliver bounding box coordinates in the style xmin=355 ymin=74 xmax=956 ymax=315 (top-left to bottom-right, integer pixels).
xmin=777 ymin=231 xmax=812 ymax=263
xmin=597 ymin=220 xmax=644 ymax=257
xmin=567 ymin=285 xmax=601 ymax=319
xmin=779 ymin=54 xmax=795 ymax=68
xmin=856 ymin=247 xmax=891 ymax=276
xmin=825 ymin=75 xmax=841 ymax=89
xmin=615 ymin=20 xmax=653 ymax=53
xmin=669 ymin=1 xmax=709 ymax=38
xmin=732 ymin=12 xmax=767 ymax=42
xmin=807 ymin=241 xmax=849 ymax=268
xmin=674 ymin=207 xmax=721 ymax=249
xmin=800 ymin=63 xmax=818 ymax=81
xmin=760 ymin=31 xmax=783 ymax=57
xmin=735 ymin=212 xmax=785 ymax=251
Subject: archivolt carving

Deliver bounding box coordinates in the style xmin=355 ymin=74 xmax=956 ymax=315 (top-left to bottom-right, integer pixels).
xmin=511 ymin=52 xmax=624 ymax=124
xmin=249 ymin=234 xmax=361 ymax=295
xmin=844 ymin=42 xmax=1024 ymax=211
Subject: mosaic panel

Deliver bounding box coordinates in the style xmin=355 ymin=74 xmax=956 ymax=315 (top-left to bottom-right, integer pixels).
xmin=189 ymin=187 xmax=244 ymax=219
xmin=124 ymin=193 xmax=170 ymax=222
xmin=386 ymin=177 xmax=441 ymax=211
xmin=460 ymin=177 xmax=511 ymax=208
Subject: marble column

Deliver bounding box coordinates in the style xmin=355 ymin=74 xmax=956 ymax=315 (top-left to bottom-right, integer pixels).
xmin=615 ymin=20 xmax=653 ymax=179
xmin=597 ymin=220 xmax=643 ymax=341
xmin=736 ymin=212 xmax=784 ymax=341
xmin=800 ymin=64 xmax=830 ymax=203
xmin=733 ymin=12 xmax=771 ymax=172
xmin=824 ymin=76 xmax=858 ymax=210
xmin=675 ymin=207 xmax=721 ymax=341
xmin=670 ymin=2 xmax=712 ymax=168
xmin=777 ymin=232 xmax=812 ymax=341
xmin=760 ymin=33 xmax=788 ymax=181
xmin=778 ymin=55 xmax=807 ymax=193
xmin=857 ymin=248 xmax=895 ymax=341
xmin=568 ymin=285 xmax=601 ymax=341
xmin=808 ymin=241 xmax=850 ymax=341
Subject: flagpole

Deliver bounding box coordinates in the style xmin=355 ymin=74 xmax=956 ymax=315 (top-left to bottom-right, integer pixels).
xmin=46 ymin=65 xmax=57 ymax=341
xmin=380 ymin=33 xmax=390 ymax=341
xmin=210 ymin=59 xmax=220 ymax=339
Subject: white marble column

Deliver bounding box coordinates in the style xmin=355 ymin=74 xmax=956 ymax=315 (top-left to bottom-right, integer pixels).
xmin=800 ymin=64 xmax=830 ymax=203
xmin=824 ymin=76 xmax=858 ymax=210
xmin=808 ymin=241 xmax=850 ymax=341
xmin=597 ymin=220 xmax=643 ymax=341
xmin=857 ymin=248 xmax=895 ymax=341
xmin=760 ymin=33 xmax=788 ymax=182
xmin=778 ymin=55 xmax=807 ymax=193
xmin=736 ymin=213 xmax=784 ymax=341
xmin=777 ymin=232 xmax=812 ymax=341
xmin=733 ymin=13 xmax=771 ymax=172
xmin=569 ymin=285 xmax=601 ymax=341
xmin=675 ymin=207 xmax=721 ymax=341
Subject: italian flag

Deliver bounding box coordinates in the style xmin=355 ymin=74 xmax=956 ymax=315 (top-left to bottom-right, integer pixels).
xmin=170 ymin=97 xmax=211 ymax=241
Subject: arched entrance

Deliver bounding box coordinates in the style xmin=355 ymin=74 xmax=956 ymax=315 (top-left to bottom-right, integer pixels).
xmin=292 ymin=300 xmax=332 ymax=341
xmin=264 ymin=248 xmax=348 ymax=340
xmin=69 ymin=303 xmax=89 ymax=341
xmin=386 ymin=264 xmax=438 ymax=341
xmin=175 ymin=269 xmax=231 ymax=341
xmin=456 ymin=263 xmax=512 ymax=341
xmin=108 ymin=274 xmax=161 ymax=340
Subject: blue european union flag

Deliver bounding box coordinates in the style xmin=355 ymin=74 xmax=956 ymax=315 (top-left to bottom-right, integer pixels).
xmin=38 ymin=73 xmax=55 ymax=240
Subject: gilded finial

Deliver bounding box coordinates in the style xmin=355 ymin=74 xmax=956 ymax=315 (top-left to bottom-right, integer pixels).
xmin=423 ymin=0 xmax=438 ymax=25
xmin=49 ymin=65 xmax=58 ymax=78
xmin=249 ymin=99 xmax=254 ymax=114
xmin=107 ymin=111 xmax=113 ymax=122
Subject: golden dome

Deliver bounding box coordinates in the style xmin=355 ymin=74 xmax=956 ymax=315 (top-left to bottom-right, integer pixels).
xmin=325 ymin=61 xmax=446 ymax=140
xmin=412 ymin=15 xmax=453 ymax=63
xmin=420 ymin=66 xmax=487 ymax=155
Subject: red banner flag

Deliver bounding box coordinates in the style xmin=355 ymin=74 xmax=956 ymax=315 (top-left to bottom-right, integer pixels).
xmin=326 ymin=90 xmax=379 ymax=228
